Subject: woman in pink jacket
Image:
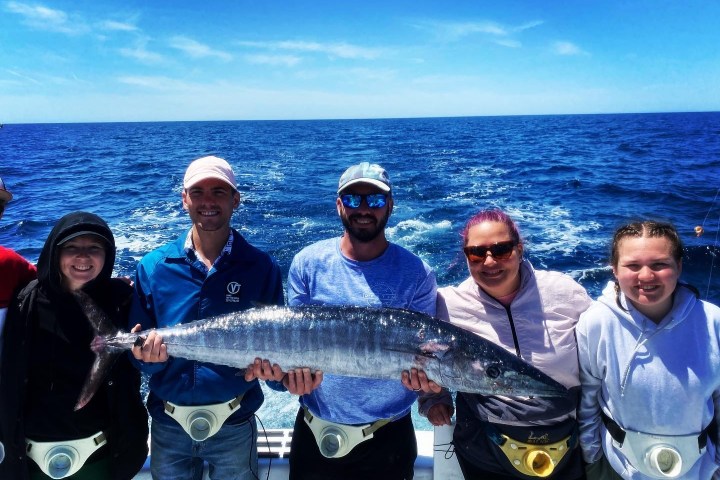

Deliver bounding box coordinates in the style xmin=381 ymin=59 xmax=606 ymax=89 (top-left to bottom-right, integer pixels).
xmin=420 ymin=209 xmax=592 ymax=480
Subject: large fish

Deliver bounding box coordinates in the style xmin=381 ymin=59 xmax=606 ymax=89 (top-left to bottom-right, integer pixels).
xmin=76 ymin=294 xmax=567 ymax=410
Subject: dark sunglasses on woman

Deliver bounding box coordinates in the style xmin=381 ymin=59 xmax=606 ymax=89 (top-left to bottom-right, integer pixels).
xmin=463 ymin=241 xmax=516 ymax=262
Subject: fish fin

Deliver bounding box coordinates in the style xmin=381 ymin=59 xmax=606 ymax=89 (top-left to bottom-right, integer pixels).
xmin=75 ymin=349 xmax=121 ymax=410
xmin=74 ymin=290 xmax=118 ymax=337
xmin=73 ymin=291 xmax=121 ymax=410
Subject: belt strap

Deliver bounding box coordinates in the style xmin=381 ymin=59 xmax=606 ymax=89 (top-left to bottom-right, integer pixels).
xmin=601 ymin=411 xmax=710 ymax=450
xmin=484 ymin=422 xmax=577 ymax=450
xmin=302 ymin=407 xmax=392 ymax=437
xmin=163 ymin=394 xmax=243 ymax=415
xmin=600 ymin=411 xmax=626 ymax=446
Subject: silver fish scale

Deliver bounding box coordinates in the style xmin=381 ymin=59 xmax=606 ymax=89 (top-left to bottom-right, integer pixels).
xmin=103 ymin=305 xmax=567 ymax=397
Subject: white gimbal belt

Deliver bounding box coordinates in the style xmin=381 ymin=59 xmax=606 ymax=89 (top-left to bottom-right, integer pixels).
xmin=303 ymin=406 xmax=392 ymax=458
xmin=26 ymin=431 xmax=106 ymax=479
xmin=602 ymin=411 xmax=708 ymax=478
xmin=164 ymin=394 xmax=244 ymax=442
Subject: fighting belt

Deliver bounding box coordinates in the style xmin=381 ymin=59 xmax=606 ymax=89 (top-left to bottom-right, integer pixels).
xmin=602 ymin=411 xmax=709 ymax=478
xmin=26 ymin=431 xmax=106 ymax=479
xmin=303 ymin=406 xmax=391 ymax=458
xmin=486 ymin=422 xmax=577 ymax=478
xmin=164 ymin=394 xmax=243 ymax=442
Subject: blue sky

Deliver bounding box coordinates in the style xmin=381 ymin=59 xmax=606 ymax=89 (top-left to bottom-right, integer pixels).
xmin=1 ymin=0 xmax=719 ymax=123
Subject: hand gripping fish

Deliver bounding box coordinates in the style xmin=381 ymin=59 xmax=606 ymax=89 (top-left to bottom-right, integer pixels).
xmin=75 ymin=292 xmax=567 ymax=410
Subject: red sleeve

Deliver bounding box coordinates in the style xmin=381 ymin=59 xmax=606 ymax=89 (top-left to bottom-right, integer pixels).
xmin=0 ymin=246 xmax=37 ymax=308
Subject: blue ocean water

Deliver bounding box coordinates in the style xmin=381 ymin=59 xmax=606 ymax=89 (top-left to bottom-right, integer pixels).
xmin=1 ymin=112 xmax=719 ymax=428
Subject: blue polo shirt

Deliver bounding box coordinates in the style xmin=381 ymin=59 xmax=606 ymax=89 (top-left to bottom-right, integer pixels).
xmin=130 ymin=228 xmax=284 ymax=424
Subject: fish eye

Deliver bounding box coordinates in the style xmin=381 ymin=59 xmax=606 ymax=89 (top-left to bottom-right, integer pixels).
xmin=486 ymin=364 xmax=501 ymax=379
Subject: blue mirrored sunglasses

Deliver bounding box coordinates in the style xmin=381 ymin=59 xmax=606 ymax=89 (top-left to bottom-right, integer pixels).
xmin=339 ymin=193 xmax=388 ymax=209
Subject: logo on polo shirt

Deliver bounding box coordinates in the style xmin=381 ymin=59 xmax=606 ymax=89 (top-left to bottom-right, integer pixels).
xmin=226 ymin=282 xmax=241 ymax=303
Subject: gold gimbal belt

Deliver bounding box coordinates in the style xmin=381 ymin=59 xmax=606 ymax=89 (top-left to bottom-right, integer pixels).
xmin=485 ymin=422 xmax=577 ymax=478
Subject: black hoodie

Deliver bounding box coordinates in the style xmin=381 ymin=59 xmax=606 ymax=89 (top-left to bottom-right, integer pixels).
xmin=0 ymin=211 xmax=148 ymax=480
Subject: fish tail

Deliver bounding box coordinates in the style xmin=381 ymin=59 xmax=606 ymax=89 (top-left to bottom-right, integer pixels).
xmin=73 ymin=291 xmax=122 ymax=411
xmin=75 ymin=349 xmax=122 ymax=410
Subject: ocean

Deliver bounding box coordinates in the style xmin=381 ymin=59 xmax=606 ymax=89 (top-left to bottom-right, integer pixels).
xmin=1 ymin=112 xmax=719 ymax=429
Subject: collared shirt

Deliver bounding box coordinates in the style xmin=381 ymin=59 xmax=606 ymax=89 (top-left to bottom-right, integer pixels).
xmin=130 ymin=227 xmax=284 ymax=419
xmin=183 ymin=230 xmax=234 ymax=275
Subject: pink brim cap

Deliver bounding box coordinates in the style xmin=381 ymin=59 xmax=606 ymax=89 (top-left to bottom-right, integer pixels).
xmin=183 ymin=156 xmax=237 ymax=190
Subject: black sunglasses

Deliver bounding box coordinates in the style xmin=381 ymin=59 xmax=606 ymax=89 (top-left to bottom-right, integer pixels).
xmin=463 ymin=241 xmax=516 ymax=262
xmin=339 ymin=193 xmax=388 ymax=209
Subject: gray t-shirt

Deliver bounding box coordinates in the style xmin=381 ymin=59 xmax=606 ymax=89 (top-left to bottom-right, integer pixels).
xmin=287 ymin=237 xmax=437 ymax=424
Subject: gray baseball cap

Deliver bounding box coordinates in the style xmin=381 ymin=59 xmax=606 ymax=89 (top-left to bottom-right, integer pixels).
xmin=337 ymin=162 xmax=391 ymax=194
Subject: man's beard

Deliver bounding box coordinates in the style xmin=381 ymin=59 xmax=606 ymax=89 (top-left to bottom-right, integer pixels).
xmin=341 ymin=211 xmax=390 ymax=243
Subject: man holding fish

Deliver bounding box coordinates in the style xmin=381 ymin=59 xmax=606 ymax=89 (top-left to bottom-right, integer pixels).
xmin=275 ymin=162 xmax=437 ymax=480
xmin=125 ymin=158 xmax=568 ymax=480
xmin=129 ymin=156 xmax=284 ymax=480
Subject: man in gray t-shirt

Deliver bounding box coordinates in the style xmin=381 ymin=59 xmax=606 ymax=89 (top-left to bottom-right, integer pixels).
xmin=255 ymin=162 xmax=437 ymax=479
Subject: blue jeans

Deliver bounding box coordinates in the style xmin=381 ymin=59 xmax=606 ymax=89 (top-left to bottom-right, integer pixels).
xmin=150 ymin=416 xmax=258 ymax=480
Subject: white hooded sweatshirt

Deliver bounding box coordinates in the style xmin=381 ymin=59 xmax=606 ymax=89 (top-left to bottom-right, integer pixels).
xmin=577 ymin=281 xmax=720 ymax=479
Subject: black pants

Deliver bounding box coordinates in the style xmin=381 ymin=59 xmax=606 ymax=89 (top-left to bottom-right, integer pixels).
xmin=456 ymin=450 xmax=586 ymax=480
xmin=289 ymin=408 xmax=417 ymax=480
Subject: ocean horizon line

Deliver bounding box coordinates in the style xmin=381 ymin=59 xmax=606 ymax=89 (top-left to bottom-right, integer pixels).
xmin=2 ymin=109 xmax=719 ymax=127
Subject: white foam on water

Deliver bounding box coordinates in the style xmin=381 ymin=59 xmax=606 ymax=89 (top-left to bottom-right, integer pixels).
xmin=504 ymin=205 xmax=605 ymax=256
xmin=290 ymin=217 xmax=318 ymax=231
xmin=387 ymin=219 xmax=453 ymax=245
xmin=112 ymin=203 xmax=188 ymax=255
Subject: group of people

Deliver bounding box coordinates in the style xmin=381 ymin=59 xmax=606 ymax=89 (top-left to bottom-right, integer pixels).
xmin=0 ymin=156 xmax=718 ymax=480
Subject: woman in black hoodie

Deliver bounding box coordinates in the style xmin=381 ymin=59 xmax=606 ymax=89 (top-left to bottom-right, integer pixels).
xmin=0 ymin=211 xmax=148 ymax=480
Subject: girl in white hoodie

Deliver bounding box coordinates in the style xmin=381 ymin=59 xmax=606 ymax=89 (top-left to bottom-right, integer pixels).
xmin=577 ymin=221 xmax=720 ymax=480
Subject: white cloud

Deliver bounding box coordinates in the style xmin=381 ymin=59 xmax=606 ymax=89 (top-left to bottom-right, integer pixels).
xmin=445 ymin=21 xmax=508 ymax=38
xmin=493 ymin=39 xmax=522 ymax=48
xmin=100 ymin=20 xmax=138 ymax=32
xmin=414 ymin=19 xmax=543 ymax=44
xmin=244 ymin=54 xmax=301 ymax=67
xmin=117 ymin=75 xmax=191 ymax=90
xmin=238 ymin=40 xmax=380 ymax=60
xmin=514 ymin=20 xmax=544 ymax=33
xmin=4 ymin=1 xmax=89 ymax=35
xmin=169 ymin=36 xmax=233 ymax=61
xmin=552 ymin=41 xmax=588 ymax=56
xmin=118 ymin=44 xmax=165 ymax=64
xmin=2 ymin=68 xmax=88 ymax=88
xmin=4 ymin=68 xmax=42 ymax=85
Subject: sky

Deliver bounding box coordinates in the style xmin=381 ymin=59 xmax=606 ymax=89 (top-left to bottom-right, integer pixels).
xmin=1 ymin=0 xmax=719 ymax=123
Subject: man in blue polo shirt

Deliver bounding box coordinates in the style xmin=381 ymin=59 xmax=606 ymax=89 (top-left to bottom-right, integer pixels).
xmin=129 ymin=156 xmax=283 ymax=480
